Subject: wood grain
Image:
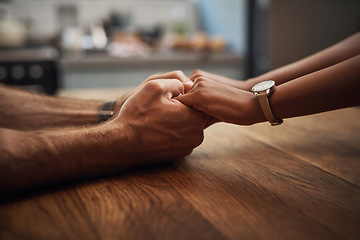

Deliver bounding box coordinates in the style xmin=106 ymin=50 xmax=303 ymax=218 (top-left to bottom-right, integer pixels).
xmin=0 ymin=107 xmax=359 ymax=240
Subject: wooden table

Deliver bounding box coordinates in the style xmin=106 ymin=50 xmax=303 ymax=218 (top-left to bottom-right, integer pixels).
xmin=1 ymin=89 xmax=359 ymax=240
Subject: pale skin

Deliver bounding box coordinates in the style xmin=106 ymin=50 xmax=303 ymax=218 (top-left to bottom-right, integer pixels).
xmin=177 ymin=32 xmax=360 ymax=126
xmin=0 ymin=71 xmax=206 ymax=193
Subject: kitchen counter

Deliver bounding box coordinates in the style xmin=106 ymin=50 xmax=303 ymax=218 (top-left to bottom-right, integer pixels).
xmin=1 ymin=88 xmax=359 ymax=240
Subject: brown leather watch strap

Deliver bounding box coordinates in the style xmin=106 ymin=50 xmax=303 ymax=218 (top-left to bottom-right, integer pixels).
xmin=256 ymin=92 xmax=283 ymax=126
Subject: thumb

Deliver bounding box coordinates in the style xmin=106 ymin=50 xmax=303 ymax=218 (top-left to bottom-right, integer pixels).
xmin=177 ymin=93 xmax=218 ymax=129
xmin=175 ymin=92 xmax=196 ymax=108
xmin=183 ymin=81 xmax=194 ymax=93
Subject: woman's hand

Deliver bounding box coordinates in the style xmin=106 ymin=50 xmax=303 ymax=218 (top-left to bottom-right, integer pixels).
xmin=190 ymin=69 xmax=252 ymax=91
xmin=176 ymin=77 xmax=264 ymax=126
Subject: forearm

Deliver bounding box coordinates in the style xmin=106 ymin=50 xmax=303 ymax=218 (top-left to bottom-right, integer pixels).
xmin=177 ymin=54 xmax=360 ymax=127
xmin=0 ymin=124 xmax=133 ymax=192
xmin=0 ymin=72 xmax=207 ymax=193
xmin=269 ymin=54 xmax=360 ymax=120
xmin=244 ymin=32 xmax=360 ymax=91
xmin=0 ymin=84 xmax=103 ymax=130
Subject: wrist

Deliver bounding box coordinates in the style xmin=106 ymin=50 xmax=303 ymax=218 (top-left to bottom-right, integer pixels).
xmin=241 ymin=78 xmax=258 ymax=91
xmin=243 ymin=91 xmax=268 ymax=125
xmin=52 ymin=99 xmax=103 ymax=126
xmin=229 ymin=89 xmax=266 ymax=125
xmin=98 ymin=101 xmax=116 ymax=123
xmin=249 ymin=80 xmax=283 ymax=125
xmin=86 ymin=122 xmax=136 ymax=171
xmin=56 ymin=98 xmax=103 ymax=125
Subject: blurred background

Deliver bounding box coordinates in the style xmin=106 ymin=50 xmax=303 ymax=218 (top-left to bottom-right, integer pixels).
xmin=0 ymin=0 xmax=359 ymax=95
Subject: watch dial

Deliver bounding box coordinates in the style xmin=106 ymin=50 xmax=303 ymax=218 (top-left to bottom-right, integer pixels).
xmin=252 ymin=80 xmax=275 ymax=92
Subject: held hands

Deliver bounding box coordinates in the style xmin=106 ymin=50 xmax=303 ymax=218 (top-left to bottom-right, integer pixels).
xmin=113 ymin=70 xmax=194 ymax=115
xmin=176 ymin=70 xmax=264 ymax=126
xmin=104 ymin=69 xmax=261 ymax=166
xmin=108 ymin=72 xmax=208 ymax=164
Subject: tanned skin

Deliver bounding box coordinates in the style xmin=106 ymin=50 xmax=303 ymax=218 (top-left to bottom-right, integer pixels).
xmin=0 ymin=71 xmax=207 ymax=193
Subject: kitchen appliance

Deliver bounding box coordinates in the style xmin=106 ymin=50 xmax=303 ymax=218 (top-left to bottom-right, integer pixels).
xmin=0 ymin=46 xmax=60 ymax=94
xmin=0 ymin=14 xmax=27 ymax=48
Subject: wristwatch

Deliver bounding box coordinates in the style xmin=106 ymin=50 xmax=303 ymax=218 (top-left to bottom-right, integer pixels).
xmin=98 ymin=101 xmax=116 ymax=123
xmin=251 ymin=80 xmax=283 ymax=126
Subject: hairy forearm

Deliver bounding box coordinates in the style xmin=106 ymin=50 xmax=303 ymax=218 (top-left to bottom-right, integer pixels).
xmin=245 ymin=32 xmax=360 ymax=90
xmin=0 ymin=124 xmax=134 ymax=192
xmin=269 ymin=54 xmax=360 ymax=120
xmin=0 ymin=84 xmax=103 ymax=130
xmin=0 ymin=72 xmax=207 ymax=194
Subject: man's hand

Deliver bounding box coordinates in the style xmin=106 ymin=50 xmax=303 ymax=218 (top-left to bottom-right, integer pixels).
xmin=109 ymin=78 xmax=208 ymax=165
xmin=114 ymin=70 xmax=194 ymax=115
xmin=0 ymin=78 xmax=208 ymax=192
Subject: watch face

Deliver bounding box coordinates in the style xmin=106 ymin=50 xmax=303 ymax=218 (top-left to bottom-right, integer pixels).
xmin=252 ymin=80 xmax=276 ymax=92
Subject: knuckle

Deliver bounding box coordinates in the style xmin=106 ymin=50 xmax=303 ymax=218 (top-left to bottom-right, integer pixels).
xmin=173 ymin=70 xmax=184 ymax=76
xmin=197 ymin=81 xmax=208 ymax=89
xmin=191 ymin=70 xmax=206 ymax=81
xmin=145 ymin=80 xmax=163 ymax=92
xmin=191 ymin=74 xmax=201 ymax=80
xmin=147 ymin=72 xmax=163 ymax=80
xmin=193 ymin=76 xmax=207 ymax=84
xmin=191 ymin=69 xmax=203 ymax=76
xmin=146 ymin=75 xmax=157 ymax=81
xmin=172 ymin=70 xmax=186 ymax=80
